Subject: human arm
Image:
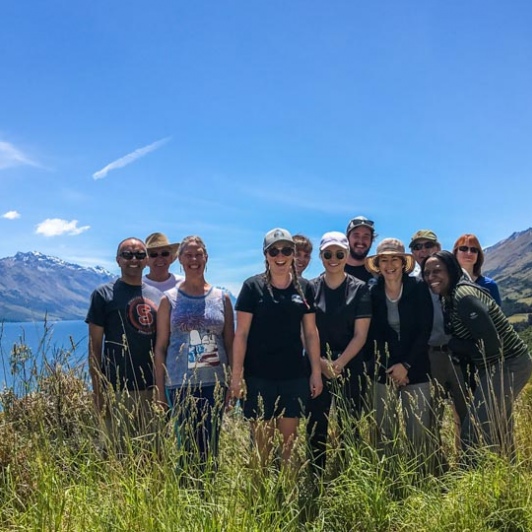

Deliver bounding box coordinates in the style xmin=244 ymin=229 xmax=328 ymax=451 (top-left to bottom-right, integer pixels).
xmin=230 ymin=311 xmax=252 ymax=399
xmin=222 ymin=293 xmax=235 ymax=368
xmin=302 ymin=313 xmax=323 ymax=398
xmin=453 ymin=293 xmax=502 ymax=361
xmin=154 ymin=296 xmax=171 ymax=409
xmin=88 ymin=323 xmax=104 ymax=412
xmin=333 ymin=317 xmax=371 ymax=375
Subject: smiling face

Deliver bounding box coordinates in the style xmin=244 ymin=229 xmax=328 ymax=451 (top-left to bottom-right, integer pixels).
xmin=378 ymin=255 xmax=404 ymax=283
xmin=179 ymin=241 xmax=207 ymax=278
xmin=423 ymin=256 xmax=450 ymax=296
xmin=411 ymin=239 xmax=440 ymax=266
xmin=454 ymin=237 xmax=479 ymax=273
xmin=116 ymin=238 xmax=148 ymax=283
xmin=265 ymin=241 xmax=294 ymax=276
xmin=348 ymin=226 xmax=373 ymax=261
xmin=147 ymin=246 xmax=176 ymax=280
xmin=295 ymin=249 xmax=311 ymax=275
xmin=320 ymin=245 xmax=347 ymax=274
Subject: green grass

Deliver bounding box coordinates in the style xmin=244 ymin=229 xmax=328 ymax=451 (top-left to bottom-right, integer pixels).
xmin=1 ymin=330 xmax=532 ymax=531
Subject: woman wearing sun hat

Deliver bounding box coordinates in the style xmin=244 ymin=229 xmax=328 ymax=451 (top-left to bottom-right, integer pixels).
xmin=307 ymin=231 xmax=372 ymax=473
xmin=230 ymin=228 xmax=323 ymax=467
xmin=365 ymin=238 xmax=433 ymax=463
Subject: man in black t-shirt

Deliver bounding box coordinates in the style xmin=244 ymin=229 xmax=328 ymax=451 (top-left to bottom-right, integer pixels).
xmin=86 ymin=237 xmax=162 ymax=448
xmin=344 ymin=215 xmax=376 ymax=283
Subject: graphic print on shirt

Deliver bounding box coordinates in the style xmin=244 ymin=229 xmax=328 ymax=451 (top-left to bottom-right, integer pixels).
xmin=187 ymin=329 xmax=220 ymax=368
xmin=170 ymin=292 xmax=222 ymax=369
xmin=126 ymin=296 xmax=158 ymax=335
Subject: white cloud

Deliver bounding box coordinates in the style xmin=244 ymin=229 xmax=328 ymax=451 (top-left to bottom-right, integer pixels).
xmin=2 ymin=210 xmax=20 ymax=220
xmin=35 ymin=218 xmax=91 ymax=237
xmin=0 ymin=140 xmax=38 ymax=170
xmin=92 ymin=137 xmax=171 ymax=180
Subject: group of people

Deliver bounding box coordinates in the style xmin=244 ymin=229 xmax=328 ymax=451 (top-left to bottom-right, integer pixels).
xmin=86 ymin=217 xmax=531 ymax=475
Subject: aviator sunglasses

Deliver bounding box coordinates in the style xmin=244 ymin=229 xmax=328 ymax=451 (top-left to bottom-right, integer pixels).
xmin=412 ymin=242 xmax=436 ymax=251
xmin=457 ymin=245 xmax=480 ymax=254
xmin=322 ymin=250 xmax=346 ymax=260
xmin=119 ymin=251 xmax=147 ymax=260
xmin=149 ymin=250 xmax=171 ymax=258
xmin=267 ymin=246 xmax=294 ymax=258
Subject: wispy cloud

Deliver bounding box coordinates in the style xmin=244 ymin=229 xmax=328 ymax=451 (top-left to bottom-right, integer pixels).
xmin=2 ymin=210 xmax=21 ymax=220
xmin=0 ymin=140 xmax=38 ymax=170
xmin=35 ymin=218 xmax=91 ymax=237
xmin=92 ymin=137 xmax=171 ymax=180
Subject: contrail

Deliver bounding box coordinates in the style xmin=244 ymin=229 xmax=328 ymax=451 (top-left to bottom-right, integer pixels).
xmin=92 ymin=137 xmax=170 ymax=180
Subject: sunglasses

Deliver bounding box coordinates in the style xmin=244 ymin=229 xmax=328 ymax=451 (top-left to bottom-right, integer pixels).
xmin=119 ymin=251 xmax=147 ymax=260
xmin=457 ymin=246 xmax=480 ymax=254
xmin=149 ymin=250 xmax=171 ymax=258
xmin=412 ymin=242 xmax=436 ymax=251
xmin=322 ymin=250 xmax=346 ymax=260
xmin=267 ymin=246 xmax=294 ymax=258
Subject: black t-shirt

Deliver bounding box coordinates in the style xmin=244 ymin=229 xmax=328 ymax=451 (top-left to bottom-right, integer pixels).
xmin=235 ymin=274 xmax=315 ymax=380
xmin=344 ymin=263 xmax=374 ymax=284
xmin=86 ymin=279 xmax=162 ymax=390
xmin=312 ymin=274 xmax=372 ymax=369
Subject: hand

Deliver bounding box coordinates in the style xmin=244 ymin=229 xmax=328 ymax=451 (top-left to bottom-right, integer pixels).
xmin=320 ymin=357 xmax=337 ymax=379
xmin=386 ymin=363 xmax=409 ymax=387
xmin=230 ymin=376 xmax=245 ymax=400
xmin=310 ymin=372 xmax=323 ymax=398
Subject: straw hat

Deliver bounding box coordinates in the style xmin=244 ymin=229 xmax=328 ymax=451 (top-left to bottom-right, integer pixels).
xmin=145 ymin=232 xmax=180 ymax=254
xmin=365 ymin=238 xmax=416 ymax=275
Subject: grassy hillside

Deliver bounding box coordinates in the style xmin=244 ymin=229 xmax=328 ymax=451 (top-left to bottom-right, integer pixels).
xmin=1 ymin=331 xmax=532 ymax=530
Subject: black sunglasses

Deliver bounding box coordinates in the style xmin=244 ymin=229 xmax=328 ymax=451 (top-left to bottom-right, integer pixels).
xmin=412 ymin=242 xmax=436 ymax=251
xmin=119 ymin=251 xmax=147 ymax=260
xmin=267 ymin=246 xmax=294 ymax=258
xmin=458 ymin=245 xmax=479 ymax=254
xmin=149 ymin=250 xmax=171 ymax=258
xmin=322 ymin=250 xmax=346 ymax=260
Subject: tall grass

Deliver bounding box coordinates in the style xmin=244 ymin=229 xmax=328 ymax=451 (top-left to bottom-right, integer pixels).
xmin=1 ymin=327 xmax=532 ymax=531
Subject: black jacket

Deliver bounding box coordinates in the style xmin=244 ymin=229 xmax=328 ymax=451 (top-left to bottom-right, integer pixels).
xmin=368 ymin=274 xmax=432 ymax=384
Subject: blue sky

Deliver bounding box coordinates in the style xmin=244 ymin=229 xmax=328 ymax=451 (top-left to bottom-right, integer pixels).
xmin=1 ymin=0 xmax=531 ymax=295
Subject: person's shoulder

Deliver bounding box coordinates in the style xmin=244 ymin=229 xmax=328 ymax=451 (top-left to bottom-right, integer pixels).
xmin=91 ymin=278 xmax=118 ymax=295
xmin=345 ymin=272 xmax=367 ymax=289
xmin=141 ymin=282 xmax=164 ymax=301
xmin=172 ymin=273 xmax=185 ymax=284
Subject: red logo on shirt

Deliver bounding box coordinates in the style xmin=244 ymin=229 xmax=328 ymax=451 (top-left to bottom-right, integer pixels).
xmin=127 ymin=296 xmax=158 ymax=334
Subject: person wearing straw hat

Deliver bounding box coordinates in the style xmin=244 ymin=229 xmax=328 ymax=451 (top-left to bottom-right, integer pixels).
xmin=365 ymin=238 xmax=433 ymax=464
xmin=143 ymin=232 xmax=183 ymax=292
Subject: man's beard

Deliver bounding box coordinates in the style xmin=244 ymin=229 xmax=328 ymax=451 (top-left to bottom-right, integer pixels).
xmin=350 ymin=247 xmax=370 ymax=261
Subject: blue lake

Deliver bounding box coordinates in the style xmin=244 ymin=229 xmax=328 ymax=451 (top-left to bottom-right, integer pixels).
xmin=0 ymin=320 xmax=88 ymax=390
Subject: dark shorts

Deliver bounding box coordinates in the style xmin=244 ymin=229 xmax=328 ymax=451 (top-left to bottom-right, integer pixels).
xmin=243 ymin=376 xmax=309 ymax=420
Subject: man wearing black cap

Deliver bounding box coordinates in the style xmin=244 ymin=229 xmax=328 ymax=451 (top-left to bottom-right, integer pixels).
xmin=345 ymin=216 xmax=376 ymax=283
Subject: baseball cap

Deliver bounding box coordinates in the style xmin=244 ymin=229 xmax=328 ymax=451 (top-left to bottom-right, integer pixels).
xmin=409 ymin=230 xmax=439 ymax=249
xmin=319 ymin=231 xmax=349 ymax=251
xmin=346 ymin=216 xmax=375 ymax=236
xmin=263 ymin=228 xmax=294 ymax=252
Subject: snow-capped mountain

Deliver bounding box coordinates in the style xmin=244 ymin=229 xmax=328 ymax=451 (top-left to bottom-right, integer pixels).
xmin=0 ymin=252 xmax=116 ymax=322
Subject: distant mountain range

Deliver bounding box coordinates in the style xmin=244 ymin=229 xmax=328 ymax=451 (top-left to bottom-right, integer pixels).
xmin=0 ymin=251 xmax=237 ymax=322
xmin=0 ymin=252 xmax=117 ymax=322
xmin=1 ymin=229 xmax=531 ymax=322
xmin=483 ymin=227 xmax=532 ymax=320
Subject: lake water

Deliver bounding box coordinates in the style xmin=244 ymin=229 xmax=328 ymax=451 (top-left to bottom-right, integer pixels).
xmin=0 ymin=320 xmax=88 ymax=390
